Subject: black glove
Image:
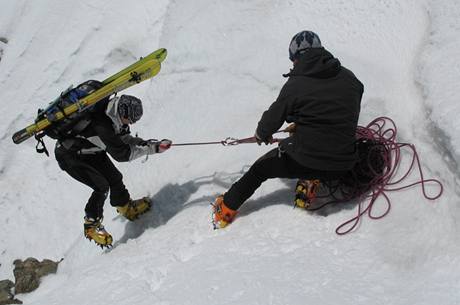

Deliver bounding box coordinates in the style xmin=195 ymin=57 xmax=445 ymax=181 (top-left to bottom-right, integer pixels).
xmin=285 ymin=123 xmax=296 ymax=134
xmin=255 ymin=132 xmax=273 ymax=145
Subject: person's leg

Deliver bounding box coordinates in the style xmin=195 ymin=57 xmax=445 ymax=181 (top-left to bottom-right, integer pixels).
xmin=88 ymin=153 xmax=130 ymax=207
xmin=224 ymin=149 xmax=296 ymax=210
xmin=223 ymin=148 xmax=347 ymax=211
xmin=55 ymin=149 xmax=110 ymax=219
xmin=88 ymin=153 xmax=151 ymax=220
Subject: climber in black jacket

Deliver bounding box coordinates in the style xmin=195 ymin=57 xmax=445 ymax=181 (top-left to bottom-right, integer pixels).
xmin=212 ymin=30 xmax=364 ymax=228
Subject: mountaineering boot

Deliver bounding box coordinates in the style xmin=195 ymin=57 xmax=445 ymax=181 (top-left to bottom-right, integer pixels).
xmin=212 ymin=196 xmax=238 ymax=229
xmin=295 ymin=179 xmax=321 ymax=209
xmin=116 ymin=197 xmax=151 ymax=221
xmin=84 ymin=217 xmax=113 ymax=248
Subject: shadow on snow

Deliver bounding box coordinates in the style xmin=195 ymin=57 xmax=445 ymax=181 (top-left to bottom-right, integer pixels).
xmin=112 ymin=167 xmax=359 ymax=248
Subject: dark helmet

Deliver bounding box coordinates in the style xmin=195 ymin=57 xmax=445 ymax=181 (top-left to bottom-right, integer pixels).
xmin=288 ymin=31 xmax=322 ymax=61
xmin=117 ymin=95 xmax=143 ymax=123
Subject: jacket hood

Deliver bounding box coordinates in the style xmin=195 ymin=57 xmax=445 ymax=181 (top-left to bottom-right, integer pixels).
xmin=106 ymin=96 xmax=126 ymax=134
xmin=284 ymin=47 xmax=341 ymax=79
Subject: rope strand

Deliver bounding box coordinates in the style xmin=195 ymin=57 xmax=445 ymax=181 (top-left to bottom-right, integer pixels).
xmin=171 ymin=135 xmax=283 ymax=147
xmin=329 ymin=117 xmax=443 ymax=235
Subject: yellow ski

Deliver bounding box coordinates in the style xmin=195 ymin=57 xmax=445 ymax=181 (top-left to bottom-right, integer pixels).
xmin=12 ymin=48 xmax=167 ymax=144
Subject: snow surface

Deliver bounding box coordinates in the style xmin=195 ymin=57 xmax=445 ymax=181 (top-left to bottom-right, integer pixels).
xmin=0 ymin=0 xmax=459 ymax=304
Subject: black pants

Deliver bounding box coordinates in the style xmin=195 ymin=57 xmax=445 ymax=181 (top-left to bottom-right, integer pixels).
xmin=224 ymin=148 xmax=347 ymax=211
xmin=55 ymin=147 xmax=130 ymax=219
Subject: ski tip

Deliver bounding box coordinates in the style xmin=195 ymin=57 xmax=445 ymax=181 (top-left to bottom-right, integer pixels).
xmin=156 ymin=48 xmax=167 ymax=61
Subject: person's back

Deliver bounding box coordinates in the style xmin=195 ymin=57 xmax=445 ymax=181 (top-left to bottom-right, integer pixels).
xmin=58 ymin=97 xmax=138 ymax=161
xmin=271 ymin=47 xmax=364 ymax=171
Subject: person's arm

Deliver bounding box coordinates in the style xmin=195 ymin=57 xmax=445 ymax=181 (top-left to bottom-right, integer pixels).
xmin=126 ymin=137 xmax=172 ymax=160
xmin=255 ymin=82 xmax=293 ymax=143
xmin=97 ymin=127 xmax=172 ymax=161
xmin=94 ymin=123 xmax=132 ymax=162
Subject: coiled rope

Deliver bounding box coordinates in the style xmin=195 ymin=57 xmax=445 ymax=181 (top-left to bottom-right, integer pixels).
xmin=310 ymin=117 xmax=443 ymax=235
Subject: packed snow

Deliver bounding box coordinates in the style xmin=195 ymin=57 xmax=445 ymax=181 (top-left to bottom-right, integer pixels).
xmin=0 ymin=1 xmax=458 ymax=304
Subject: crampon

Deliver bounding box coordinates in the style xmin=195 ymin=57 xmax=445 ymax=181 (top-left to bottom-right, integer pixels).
xmin=211 ymin=196 xmax=237 ymax=229
xmin=117 ymin=197 xmax=152 ymax=221
xmin=84 ymin=217 xmax=113 ymax=249
xmin=294 ymin=179 xmax=321 ymax=209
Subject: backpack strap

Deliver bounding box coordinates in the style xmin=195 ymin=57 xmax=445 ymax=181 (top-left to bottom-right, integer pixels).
xmin=34 ymin=132 xmax=49 ymax=156
xmin=70 ymin=118 xmax=92 ymax=135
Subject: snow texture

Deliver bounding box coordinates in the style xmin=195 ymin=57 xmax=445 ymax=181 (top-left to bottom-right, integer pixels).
xmin=0 ymin=1 xmax=459 ymax=304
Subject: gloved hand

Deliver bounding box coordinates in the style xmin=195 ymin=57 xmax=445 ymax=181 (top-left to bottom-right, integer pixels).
xmin=254 ymin=132 xmax=273 ymax=145
xmin=142 ymin=139 xmax=172 ymax=154
xmin=157 ymin=139 xmax=172 ymax=153
xmin=285 ymin=123 xmax=296 ymax=135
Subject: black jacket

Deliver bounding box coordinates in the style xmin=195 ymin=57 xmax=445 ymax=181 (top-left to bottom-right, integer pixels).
xmin=57 ymin=98 xmax=143 ymax=162
xmin=256 ymin=48 xmax=363 ymax=171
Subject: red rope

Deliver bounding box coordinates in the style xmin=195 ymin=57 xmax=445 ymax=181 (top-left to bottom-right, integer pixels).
xmin=334 ymin=117 xmax=444 ymax=235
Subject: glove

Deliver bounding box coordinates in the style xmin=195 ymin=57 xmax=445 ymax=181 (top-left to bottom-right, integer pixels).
xmin=157 ymin=139 xmax=172 ymax=153
xmin=141 ymin=139 xmax=172 ymax=154
xmin=284 ymin=123 xmax=296 ymax=135
xmin=254 ymin=132 xmax=273 ymax=146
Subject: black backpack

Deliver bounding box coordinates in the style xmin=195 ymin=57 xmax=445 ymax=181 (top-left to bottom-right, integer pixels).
xmin=35 ymin=80 xmax=105 ymax=154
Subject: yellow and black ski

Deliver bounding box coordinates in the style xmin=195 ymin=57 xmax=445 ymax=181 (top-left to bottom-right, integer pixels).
xmin=12 ymin=48 xmax=167 ymax=144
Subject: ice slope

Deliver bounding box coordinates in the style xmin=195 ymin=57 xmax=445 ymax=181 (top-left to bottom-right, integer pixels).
xmin=0 ymin=0 xmax=458 ymax=304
